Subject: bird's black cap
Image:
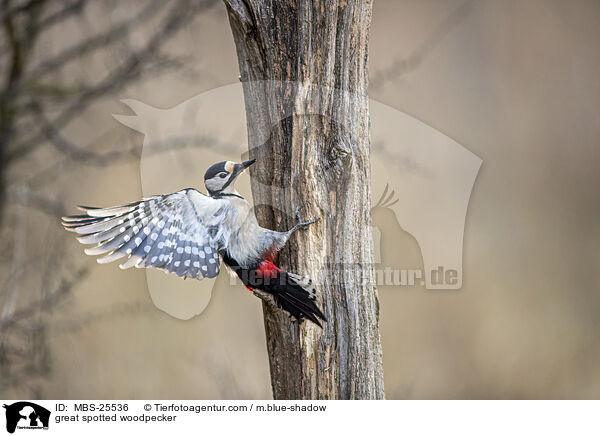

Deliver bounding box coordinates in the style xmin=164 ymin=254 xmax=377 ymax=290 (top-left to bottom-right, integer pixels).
xmin=204 ymin=161 xmax=228 ymax=181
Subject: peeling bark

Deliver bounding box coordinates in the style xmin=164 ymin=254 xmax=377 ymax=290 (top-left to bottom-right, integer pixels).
xmin=224 ymin=0 xmax=384 ymax=399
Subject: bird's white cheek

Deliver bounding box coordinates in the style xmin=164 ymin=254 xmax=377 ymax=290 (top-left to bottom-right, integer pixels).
xmin=205 ymin=179 xmax=221 ymax=191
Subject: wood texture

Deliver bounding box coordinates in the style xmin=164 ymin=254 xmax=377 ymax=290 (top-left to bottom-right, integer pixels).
xmin=224 ymin=0 xmax=384 ymax=399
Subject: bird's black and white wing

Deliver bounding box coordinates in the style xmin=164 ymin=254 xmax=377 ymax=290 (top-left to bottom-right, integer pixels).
xmin=62 ymin=189 xmax=226 ymax=280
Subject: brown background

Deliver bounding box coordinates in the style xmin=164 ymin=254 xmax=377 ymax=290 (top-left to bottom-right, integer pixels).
xmin=1 ymin=0 xmax=599 ymax=399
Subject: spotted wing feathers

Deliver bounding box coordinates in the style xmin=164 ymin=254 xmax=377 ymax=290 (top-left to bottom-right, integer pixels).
xmin=62 ymin=189 xmax=223 ymax=280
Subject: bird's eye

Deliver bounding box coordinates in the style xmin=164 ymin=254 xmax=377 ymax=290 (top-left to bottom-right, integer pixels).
xmin=219 ymin=173 xmax=227 ymax=179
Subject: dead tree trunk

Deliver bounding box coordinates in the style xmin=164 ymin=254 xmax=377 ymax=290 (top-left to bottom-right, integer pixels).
xmin=224 ymin=0 xmax=384 ymax=399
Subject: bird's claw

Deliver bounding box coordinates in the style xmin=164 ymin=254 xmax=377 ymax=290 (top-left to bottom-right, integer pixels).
xmin=295 ymin=205 xmax=302 ymax=223
xmin=294 ymin=205 xmax=320 ymax=230
xmin=299 ymin=217 xmax=320 ymax=229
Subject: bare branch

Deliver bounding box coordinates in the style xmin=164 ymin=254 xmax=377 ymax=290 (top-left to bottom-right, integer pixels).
xmin=0 ymin=0 xmax=220 ymax=396
xmin=37 ymin=0 xmax=85 ymax=30
xmin=6 ymin=184 xmax=65 ymax=216
xmin=7 ymin=0 xmax=218 ymax=164
xmin=21 ymin=103 xmax=238 ymax=170
xmin=29 ymin=0 xmax=164 ymax=78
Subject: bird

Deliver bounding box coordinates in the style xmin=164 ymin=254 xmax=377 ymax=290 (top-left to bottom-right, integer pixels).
xmin=61 ymin=159 xmax=326 ymax=326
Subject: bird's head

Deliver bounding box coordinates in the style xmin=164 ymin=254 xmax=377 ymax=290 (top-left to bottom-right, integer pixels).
xmin=204 ymin=159 xmax=256 ymax=196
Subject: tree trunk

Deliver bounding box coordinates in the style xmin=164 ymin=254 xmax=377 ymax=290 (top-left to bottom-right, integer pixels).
xmin=224 ymin=0 xmax=384 ymax=399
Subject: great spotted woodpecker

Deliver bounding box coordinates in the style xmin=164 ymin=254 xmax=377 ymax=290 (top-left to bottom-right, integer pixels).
xmin=61 ymin=159 xmax=326 ymax=326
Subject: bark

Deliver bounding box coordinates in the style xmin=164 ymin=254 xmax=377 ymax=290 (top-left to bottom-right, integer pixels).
xmin=224 ymin=0 xmax=384 ymax=399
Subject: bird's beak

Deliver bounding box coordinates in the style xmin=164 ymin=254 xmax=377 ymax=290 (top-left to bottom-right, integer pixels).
xmin=231 ymin=158 xmax=256 ymax=181
xmin=233 ymin=158 xmax=256 ymax=174
xmin=240 ymin=158 xmax=256 ymax=170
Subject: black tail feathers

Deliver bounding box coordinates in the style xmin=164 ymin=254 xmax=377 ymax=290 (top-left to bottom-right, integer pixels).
xmin=268 ymin=272 xmax=327 ymax=327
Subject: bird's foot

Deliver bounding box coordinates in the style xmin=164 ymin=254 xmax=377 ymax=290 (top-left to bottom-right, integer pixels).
xmin=294 ymin=205 xmax=320 ymax=230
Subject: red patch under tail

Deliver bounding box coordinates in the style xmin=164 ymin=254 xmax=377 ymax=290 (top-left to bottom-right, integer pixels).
xmin=256 ymin=260 xmax=280 ymax=279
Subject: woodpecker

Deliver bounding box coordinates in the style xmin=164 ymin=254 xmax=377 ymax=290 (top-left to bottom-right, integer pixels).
xmin=61 ymin=159 xmax=326 ymax=326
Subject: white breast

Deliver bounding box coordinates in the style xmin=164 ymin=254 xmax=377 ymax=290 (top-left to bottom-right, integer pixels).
xmin=221 ymin=197 xmax=268 ymax=267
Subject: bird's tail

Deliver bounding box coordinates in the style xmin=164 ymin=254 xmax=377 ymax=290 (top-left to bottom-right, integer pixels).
xmin=272 ymin=272 xmax=327 ymax=327
xmin=255 ymin=263 xmax=326 ymax=327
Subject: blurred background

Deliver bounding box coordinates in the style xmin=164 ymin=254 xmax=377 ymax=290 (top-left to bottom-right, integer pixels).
xmin=0 ymin=0 xmax=598 ymax=399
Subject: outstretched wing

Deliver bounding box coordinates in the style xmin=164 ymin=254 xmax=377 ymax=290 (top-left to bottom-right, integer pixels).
xmin=62 ymin=189 xmax=225 ymax=280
